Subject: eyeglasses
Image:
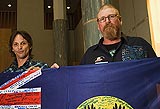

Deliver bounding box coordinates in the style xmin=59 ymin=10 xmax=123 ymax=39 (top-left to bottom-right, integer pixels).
xmin=97 ymin=14 xmax=119 ymax=23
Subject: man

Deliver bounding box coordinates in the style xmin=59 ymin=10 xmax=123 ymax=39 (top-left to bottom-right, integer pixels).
xmin=80 ymin=4 xmax=157 ymax=65
xmin=2 ymin=31 xmax=49 ymax=73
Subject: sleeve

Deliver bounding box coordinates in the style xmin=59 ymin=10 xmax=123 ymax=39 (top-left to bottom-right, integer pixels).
xmin=80 ymin=46 xmax=95 ymax=65
xmin=80 ymin=47 xmax=93 ymax=65
xmin=139 ymin=37 xmax=157 ymax=58
xmin=33 ymin=61 xmax=50 ymax=69
xmin=40 ymin=63 xmax=50 ymax=69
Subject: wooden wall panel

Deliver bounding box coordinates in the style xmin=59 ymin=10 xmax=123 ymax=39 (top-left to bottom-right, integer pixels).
xmin=0 ymin=29 xmax=13 ymax=73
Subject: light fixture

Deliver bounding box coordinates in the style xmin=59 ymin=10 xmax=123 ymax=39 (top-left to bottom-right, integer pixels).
xmin=8 ymin=4 xmax=12 ymax=8
xmin=48 ymin=5 xmax=52 ymax=9
xmin=67 ymin=6 xmax=70 ymax=10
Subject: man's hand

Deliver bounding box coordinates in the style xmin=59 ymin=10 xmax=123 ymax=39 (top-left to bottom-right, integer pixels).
xmin=51 ymin=63 xmax=60 ymax=69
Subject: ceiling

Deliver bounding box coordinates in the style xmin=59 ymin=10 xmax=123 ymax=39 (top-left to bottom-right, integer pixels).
xmin=0 ymin=0 xmax=80 ymax=14
xmin=66 ymin=0 xmax=80 ymax=14
xmin=0 ymin=0 xmax=16 ymax=11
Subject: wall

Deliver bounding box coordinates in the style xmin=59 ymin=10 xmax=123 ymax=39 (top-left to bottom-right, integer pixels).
xmin=119 ymin=0 xmax=151 ymax=43
xmin=74 ymin=19 xmax=84 ymax=64
xmin=0 ymin=29 xmax=13 ymax=72
xmin=66 ymin=19 xmax=84 ymax=65
xmin=17 ymin=0 xmax=54 ymax=66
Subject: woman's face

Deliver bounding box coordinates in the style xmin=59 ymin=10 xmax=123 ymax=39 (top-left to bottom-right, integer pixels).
xmin=12 ymin=34 xmax=30 ymax=60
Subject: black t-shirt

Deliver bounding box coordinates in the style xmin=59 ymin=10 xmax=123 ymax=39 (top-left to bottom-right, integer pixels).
xmin=103 ymin=41 xmax=121 ymax=57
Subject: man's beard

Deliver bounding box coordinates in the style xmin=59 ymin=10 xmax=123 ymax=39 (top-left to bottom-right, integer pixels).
xmin=102 ymin=23 xmax=121 ymax=41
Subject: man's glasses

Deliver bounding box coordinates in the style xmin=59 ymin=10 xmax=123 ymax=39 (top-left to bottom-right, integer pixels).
xmin=97 ymin=14 xmax=119 ymax=23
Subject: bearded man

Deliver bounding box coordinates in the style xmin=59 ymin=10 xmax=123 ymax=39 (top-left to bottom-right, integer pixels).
xmin=80 ymin=4 xmax=157 ymax=65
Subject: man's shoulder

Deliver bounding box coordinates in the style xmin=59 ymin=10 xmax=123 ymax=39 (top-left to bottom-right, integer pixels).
xmin=86 ymin=44 xmax=99 ymax=52
xmin=123 ymin=36 xmax=147 ymax=44
xmin=1 ymin=62 xmax=17 ymax=73
xmin=124 ymin=36 xmax=144 ymax=40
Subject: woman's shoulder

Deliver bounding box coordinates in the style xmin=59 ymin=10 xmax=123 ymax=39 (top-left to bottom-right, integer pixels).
xmin=29 ymin=60 xmax=49 ymax=69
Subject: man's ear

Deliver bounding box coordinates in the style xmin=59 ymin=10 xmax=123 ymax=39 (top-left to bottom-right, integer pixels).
xmin=120 ymin=20 xmax=122 ymax=25
xmin=119 ymin=16 xmax=122 ymax=25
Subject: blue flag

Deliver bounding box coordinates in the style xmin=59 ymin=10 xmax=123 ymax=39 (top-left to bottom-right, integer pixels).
xmin=0 ymin=57 xmax=160 ymax=109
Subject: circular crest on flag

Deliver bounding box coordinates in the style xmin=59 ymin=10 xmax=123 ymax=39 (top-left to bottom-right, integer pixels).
xmin=77 ymin=96 xmax=134 ymax=109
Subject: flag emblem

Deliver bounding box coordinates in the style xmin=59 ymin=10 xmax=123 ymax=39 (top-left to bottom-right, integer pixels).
xmin=77 ymin=96 xmax=134 ymax=109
